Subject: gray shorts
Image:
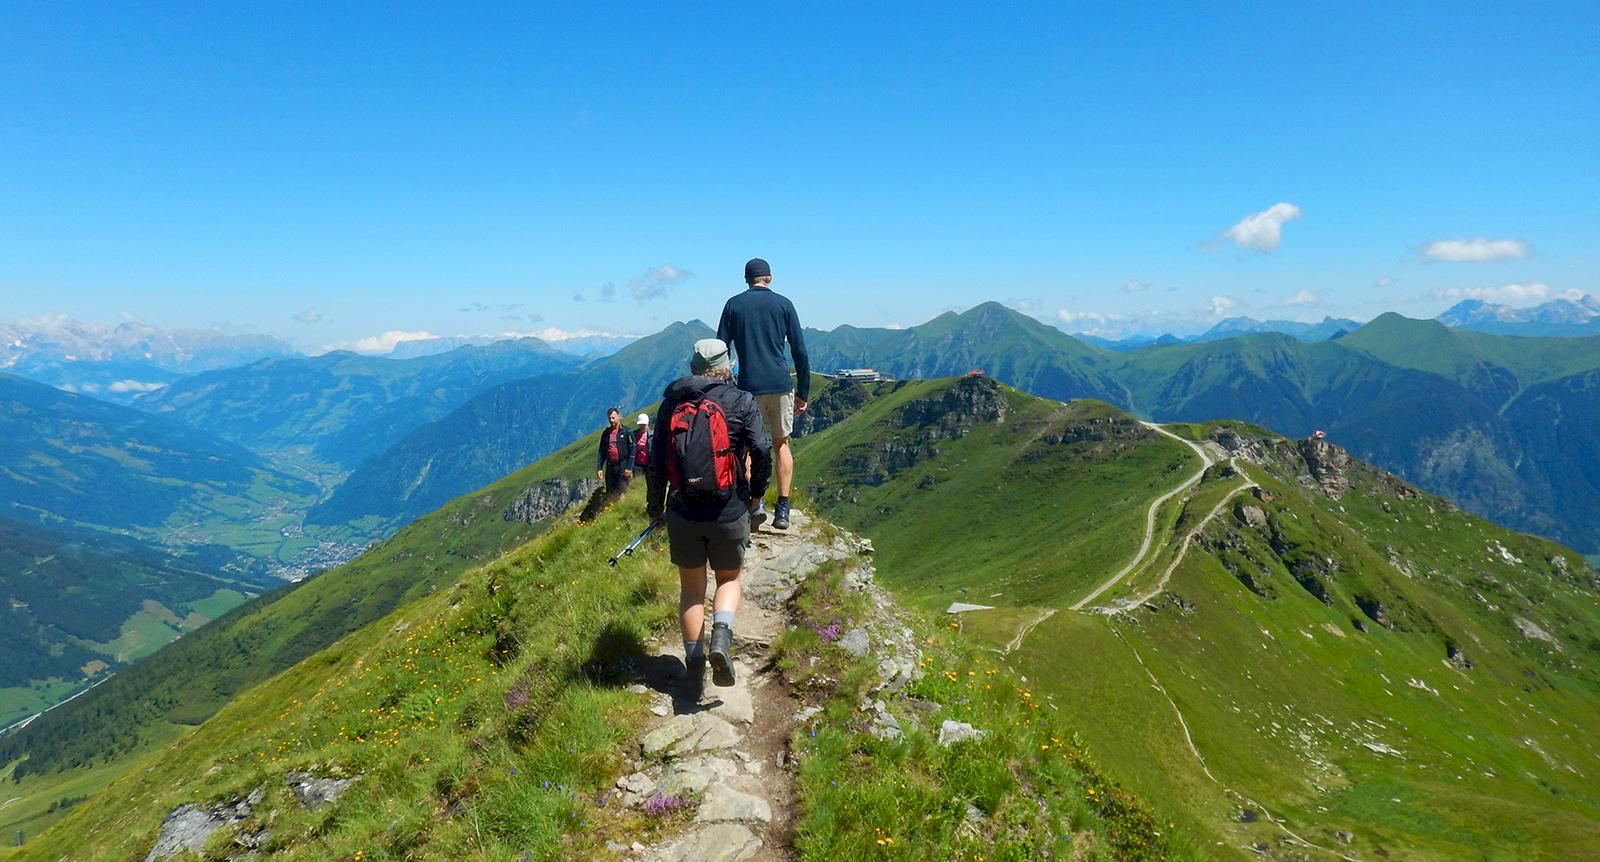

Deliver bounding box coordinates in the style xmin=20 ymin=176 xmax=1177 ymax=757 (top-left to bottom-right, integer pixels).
xmin=666 ymin=509 xmax=750 ymax=571
xmin=757 ymin=392 xmax=795 ymax=440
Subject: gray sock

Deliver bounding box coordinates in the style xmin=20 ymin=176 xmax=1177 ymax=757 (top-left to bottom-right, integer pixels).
xmin=684 ymin=640 xmax=704 ymax=663
xmin=713 ymin=610 xmax=735 ymax=629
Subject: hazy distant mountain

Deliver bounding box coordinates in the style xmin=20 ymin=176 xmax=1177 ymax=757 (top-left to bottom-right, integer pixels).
xmin=137 ymin=339 xmax=579 ymax=469
xmin=1436 ymin=294 xmax=1600 ymax=336
xmin=1194 ymin=315 xmax=1362 ymax=342
xmin=0 ymin=316 xmax=297 ymax=402
xmin=0 ymin=372 xmax=316 ymax=538
xmin=307 ymin=321 xmax=712 ymax=530
xmin=387 ymin=332 xmax=638 ymax=360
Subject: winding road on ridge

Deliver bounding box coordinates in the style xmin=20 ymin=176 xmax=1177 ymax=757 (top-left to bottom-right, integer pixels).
xmin=1069 ymin=423 xmax=1214 ymax=611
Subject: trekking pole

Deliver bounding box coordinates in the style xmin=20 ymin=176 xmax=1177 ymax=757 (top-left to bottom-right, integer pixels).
xmin=609 ymin=521 xmax=661 ymax=567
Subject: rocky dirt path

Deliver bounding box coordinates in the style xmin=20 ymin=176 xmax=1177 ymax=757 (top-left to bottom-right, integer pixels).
xmin=608 ymin=510 xmax=854 ymax=862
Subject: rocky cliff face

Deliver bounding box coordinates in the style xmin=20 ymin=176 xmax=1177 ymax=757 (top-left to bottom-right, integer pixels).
xmin=1295 ymin=437 xmax=1351 ymax=499
xmin=1211 ymin=426 xmax=1353 ymax=500
xmin=893 ymin=375 xmax=1008 ymax=438
xmin=793 ymin=379 xmax=885 ymax=438
xmin=502 ymin=477 xmax=599 ymax=525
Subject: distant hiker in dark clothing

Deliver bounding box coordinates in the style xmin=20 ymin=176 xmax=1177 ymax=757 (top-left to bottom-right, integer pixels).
xmin=596 ymin=407 xmax=635 ymax=494
xmin=633 ymin=413 xmax=652 ymax=471
xmin=646 ymin=338 xmax=772 ymax=687
xmin=717 ymin=257 xmax=809 ymax=530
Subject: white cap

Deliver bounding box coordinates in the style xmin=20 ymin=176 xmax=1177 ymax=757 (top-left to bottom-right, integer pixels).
xmin=637 ymin=413 xmax=650 ymax=425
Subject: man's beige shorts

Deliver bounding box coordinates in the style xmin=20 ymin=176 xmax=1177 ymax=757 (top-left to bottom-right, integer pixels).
xmin=757 ymin=392 xmax=795 ymax=440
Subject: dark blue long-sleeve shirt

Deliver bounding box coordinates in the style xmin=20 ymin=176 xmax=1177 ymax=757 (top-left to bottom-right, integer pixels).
xmin=716 ymin=287 xmax=810 ymax=400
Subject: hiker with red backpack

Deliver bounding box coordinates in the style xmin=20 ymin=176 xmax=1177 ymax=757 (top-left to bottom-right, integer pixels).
xmin=645 ymin=338 xmax=772 ymax=687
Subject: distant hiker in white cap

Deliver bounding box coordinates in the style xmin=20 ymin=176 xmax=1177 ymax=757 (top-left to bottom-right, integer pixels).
xmin=632 ymin=413 xmax=653 ymax=473
xmin=645 ymin=338 xmax=772 ymax=687
xmin=717 ymin=257 xmax=809 ymax=530
xmin=595 ymin=406 xmax=635 ymax=495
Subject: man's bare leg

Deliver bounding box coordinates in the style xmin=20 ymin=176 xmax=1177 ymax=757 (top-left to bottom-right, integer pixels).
xmin=679 ymin=565 xmax=708 ymax=648
xmin=712 ymin=568 xmax=741 ymax=618
xmin=774 ymin=435 xmax=793 ymax=498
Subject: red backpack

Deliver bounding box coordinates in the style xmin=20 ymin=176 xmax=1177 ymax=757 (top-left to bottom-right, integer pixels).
xmin=666 ymin=395 xmax=737 ymax=504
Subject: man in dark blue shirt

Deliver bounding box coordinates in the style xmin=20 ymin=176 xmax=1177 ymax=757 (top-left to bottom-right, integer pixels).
xmin=717 ymin=258 xmax=809 ymax=530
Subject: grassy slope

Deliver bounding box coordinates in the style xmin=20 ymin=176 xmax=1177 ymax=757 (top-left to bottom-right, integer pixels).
xmin=11 ymin=494 xmax=678 ymax=861
xmin=795 ymin=378 xmax=1600 ymax=860
xmin=795 ymin=378 xmax=1194 ymax=610
xmin=0 ymin=435 xmax=600 ymax=842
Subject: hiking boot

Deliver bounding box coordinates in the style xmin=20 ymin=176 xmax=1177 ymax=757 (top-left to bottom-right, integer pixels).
xmin=708 ymin=623 xmax=736 ymax=687
xmin=683 ymin=653 xmax=706 ymax=692
xmin=750 ymin=509 xmax=767 ymax=531
xmin=772 ymin=499 xmax=791 ymax=530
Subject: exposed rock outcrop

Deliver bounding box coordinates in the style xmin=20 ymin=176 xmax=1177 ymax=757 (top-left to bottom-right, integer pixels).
xmin=1295 ymin=437 xmax=1351 ymax=498
xmin=144 ymin=789 xmax=262 ymax=862
xmin=793 ymin=380 xmax=878 ymax=437
xmin=285 ymin=771 xmax=358 ymax=810
xmin=503 ymin=477 xmax=599 ymax=524
xmin=894 ymin=375 xmax=1008 ymax=437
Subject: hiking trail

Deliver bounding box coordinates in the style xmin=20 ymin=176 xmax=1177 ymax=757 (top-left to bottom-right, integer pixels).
xmin=607 ymin=509 xmax=890 ymax=862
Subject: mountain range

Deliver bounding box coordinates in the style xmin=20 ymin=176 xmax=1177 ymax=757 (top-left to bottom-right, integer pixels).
xmin=0 ymin=317 xmax=297 ymax=403
xmin=304 ymin=320 xmax=713 ymax=531
xmin=135 ymin=337 xmax=579 ymax=472
xmin=6 ymin=374 xmax=1596 ymax=859
xmin=1437 ymin=293 xmax=1600 ymax=336
xmin=9 ymin=302 xmax=1600 ymax=568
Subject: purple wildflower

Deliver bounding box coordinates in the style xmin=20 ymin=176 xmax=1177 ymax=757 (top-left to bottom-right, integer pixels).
xmin=644 ymin=792 xmax=695 ymax=817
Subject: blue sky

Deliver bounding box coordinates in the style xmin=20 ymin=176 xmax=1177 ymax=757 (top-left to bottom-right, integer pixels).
xmin=2 ymin=2 xmax=1596 ymax=349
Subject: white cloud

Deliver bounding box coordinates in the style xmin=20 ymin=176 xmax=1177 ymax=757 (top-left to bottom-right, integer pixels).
xmin=1121 ymin=280 xmax=1149 ymax=294
xmin=292 ymin=308 xmax=322 ymax=325
xmin=1430 ymin=283 xmax=1552 ymax=303
xmin=1374 ymin=277 xmax=1395 ymax=288
xmin=628 ymin=264 xmax=692 ymax=302
xmin=1422 ymin=237 xmax=1528 ymax=263
xmin=1056 ymin=308 xmax=1124 ymax=326
xmin=597 ymin=282 xmax=618 ymax=303
xmin=1209 ymin=295 xmax=1240 ymax=317
xmin=328 ymin=330 xmax=437 ymax=354
xmin=108 ymin=379 xmax=166 ymax=393
xmin=1222 ymin=203 xmax=1302 ymax=252
xmin=1282 ymin=289 xmax=1319 ymax=306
